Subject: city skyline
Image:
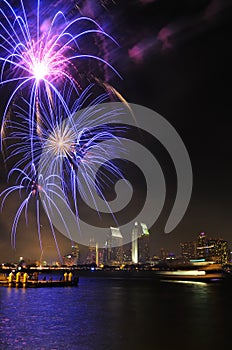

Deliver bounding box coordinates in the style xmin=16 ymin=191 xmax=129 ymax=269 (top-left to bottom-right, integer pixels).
xmin=56 ymin=229 xmax=232 ymax=266
xmin=1 ymin=225 xmax=231 ymax=265
xmin=0 ymin=0 xmax=232 ymax=261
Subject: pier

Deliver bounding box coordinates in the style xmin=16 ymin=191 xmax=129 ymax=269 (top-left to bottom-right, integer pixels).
xmin=0 ymin=279 xmax=79 ymax=288
xmin=0 ymin=271 xmax=79 ymax=288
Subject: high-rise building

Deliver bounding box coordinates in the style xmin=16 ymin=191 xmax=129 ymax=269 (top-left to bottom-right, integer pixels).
xmin=86 ymin=238 xmax=96 ymax=264
xmin=180 ymin=241 xmax=197 ymax=260
xmin=122 ymin=244 xmax=132 ymax=263
xmin=110 ymin=227 xmax=123 ymax=264
xmin=197 ymin=232 xmax=209 ymax=259
xmin=71 ymin=243 xmax=80 ymax=264
xmin=207 ymin=238 xmax=229 ymax=264
xmin=95 ymin=242 xmax=99 ymax=267
xmin=131 ymin=222 xmax=150 ymax=264
xmin=63 ymin=243 xmax=80 ymax=266
xmin=103 ymin=227 xmax=123 ymax=264
xmin=103 ymin=240 xmax=111 ymax=264
xmin=131 ymin=222 xmax=139 ymax=264
xmin=138 ymin=223 xmax=150 ymax=263
xmin=196 ymin=232 xmax=229 ymax=263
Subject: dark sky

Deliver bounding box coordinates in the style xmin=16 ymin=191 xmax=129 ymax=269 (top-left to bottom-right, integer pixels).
xmin=0 ymin=0 xmax=232 ymax=262
xmin=113 ymin=0 xmax=232 ymax=255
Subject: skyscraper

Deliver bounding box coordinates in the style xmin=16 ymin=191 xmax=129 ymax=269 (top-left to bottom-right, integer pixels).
xmin=63 ymin=243 xmax=80 ymax=266
xmin=197 ymin=232 xmax=209 ymax=259
xmin=138 ymin=223 xmax=150 ymax=263
xmin=71 ymin=244 xmax=80 ymax=264
xmin=131 ymin=222 xmax=150 ymax=264
xmin=110 ymin=227 xmax=123 ymax=264
xmin=207 ymin=238 xmax=229 ymax=264
xmin=131 ymin=222 xmax=139 ymax=264
xmin=86 ymin=238 xmax=96 ymax=264
xmin=180 ymin=241 xmax=197 ymax=260
xmin=196 ymin=232 xmax=229 ymax=263
xmin=103 ymin=227 xmax=123 ymax=264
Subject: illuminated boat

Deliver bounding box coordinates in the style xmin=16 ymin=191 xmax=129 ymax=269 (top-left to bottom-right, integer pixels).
xmin=153 ymin=263 xmax=230 ymax=282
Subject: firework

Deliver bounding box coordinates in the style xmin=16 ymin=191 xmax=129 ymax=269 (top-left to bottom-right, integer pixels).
xmin=3 ymin=84 xmax=125 ymax=234
xmin=0 ymin=0 xmax=121 ymax=146
xmin=0 ymin=164 xmax=74 ymax=261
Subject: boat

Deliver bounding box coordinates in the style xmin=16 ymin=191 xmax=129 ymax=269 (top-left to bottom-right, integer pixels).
xmin=152 ymin=262 xmax=231 ymax=282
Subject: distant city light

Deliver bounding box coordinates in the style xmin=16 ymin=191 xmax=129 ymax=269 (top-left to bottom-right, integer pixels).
xmin=190 ymin=259 xmax=205 ymax=262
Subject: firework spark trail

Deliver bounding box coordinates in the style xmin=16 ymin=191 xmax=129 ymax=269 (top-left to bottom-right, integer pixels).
xmin=4 ymin=84 xmax=124 ymax=171
xmin=0 ymin=0 xmax=121 ymax=148
xmin=3 ymin=85 xmax=126 ymax=243
xmin=0 ymin=165 xmax=75 ymax=261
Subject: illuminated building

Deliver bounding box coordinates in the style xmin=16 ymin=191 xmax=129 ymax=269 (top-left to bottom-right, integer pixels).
xmin=138 ymin=223 xmax=150 ymax=263
xmin=110 ymin=227 xmax=123 ymax=263
xmin=71 ymin=244 xmax=80 ymax=264
xmin=122 ymin=245 xmax=132 ymax=263
xmin=63 ymin=243 xmax=80 ymax=266
xmin=132 ymin=222 xmax=139 ymax=264
xmin=196 ymin=232 xmax=229 ymax=263
xmin=180 ymin=241 xmax=197 ymax=260
xmin=207 ymin=239 xmax=229 ymax=264
xmin=197 ymin=232 xmax=209 ymax=259
xmin=86 ymin=238 xmax=96 ymax=264
xmin=103 ymin=227 xmax=123 ymax=264
xmin=131 ymin=222 xmax=150 ymax=264
xmin=96 ymin=242 xmax=99 ymax=267
xmin=102 ymin=227 xmax=124 ymax=264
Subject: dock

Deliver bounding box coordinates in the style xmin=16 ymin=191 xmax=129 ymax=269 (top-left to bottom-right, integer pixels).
xmin=0 ymin=277 xmax=79 ymax=288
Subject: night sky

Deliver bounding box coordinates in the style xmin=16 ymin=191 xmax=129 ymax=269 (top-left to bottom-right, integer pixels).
xmin=0 ymin=0 xmax=232 ymax=262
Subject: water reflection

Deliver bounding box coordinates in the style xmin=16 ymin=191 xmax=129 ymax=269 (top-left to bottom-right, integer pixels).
xmin=161 ymin=280 xmax=208 ymax=286
xmin=0 ymin=277 xmax=231 ymax=350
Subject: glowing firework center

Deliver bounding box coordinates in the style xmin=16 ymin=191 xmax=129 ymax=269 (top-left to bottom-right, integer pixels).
xmin=33 ymin=61 xmax=49 ymax=81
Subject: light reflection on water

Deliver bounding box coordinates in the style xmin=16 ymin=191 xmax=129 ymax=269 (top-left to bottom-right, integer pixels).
xmin=0 ymin=277 xmax=231 ymax=350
